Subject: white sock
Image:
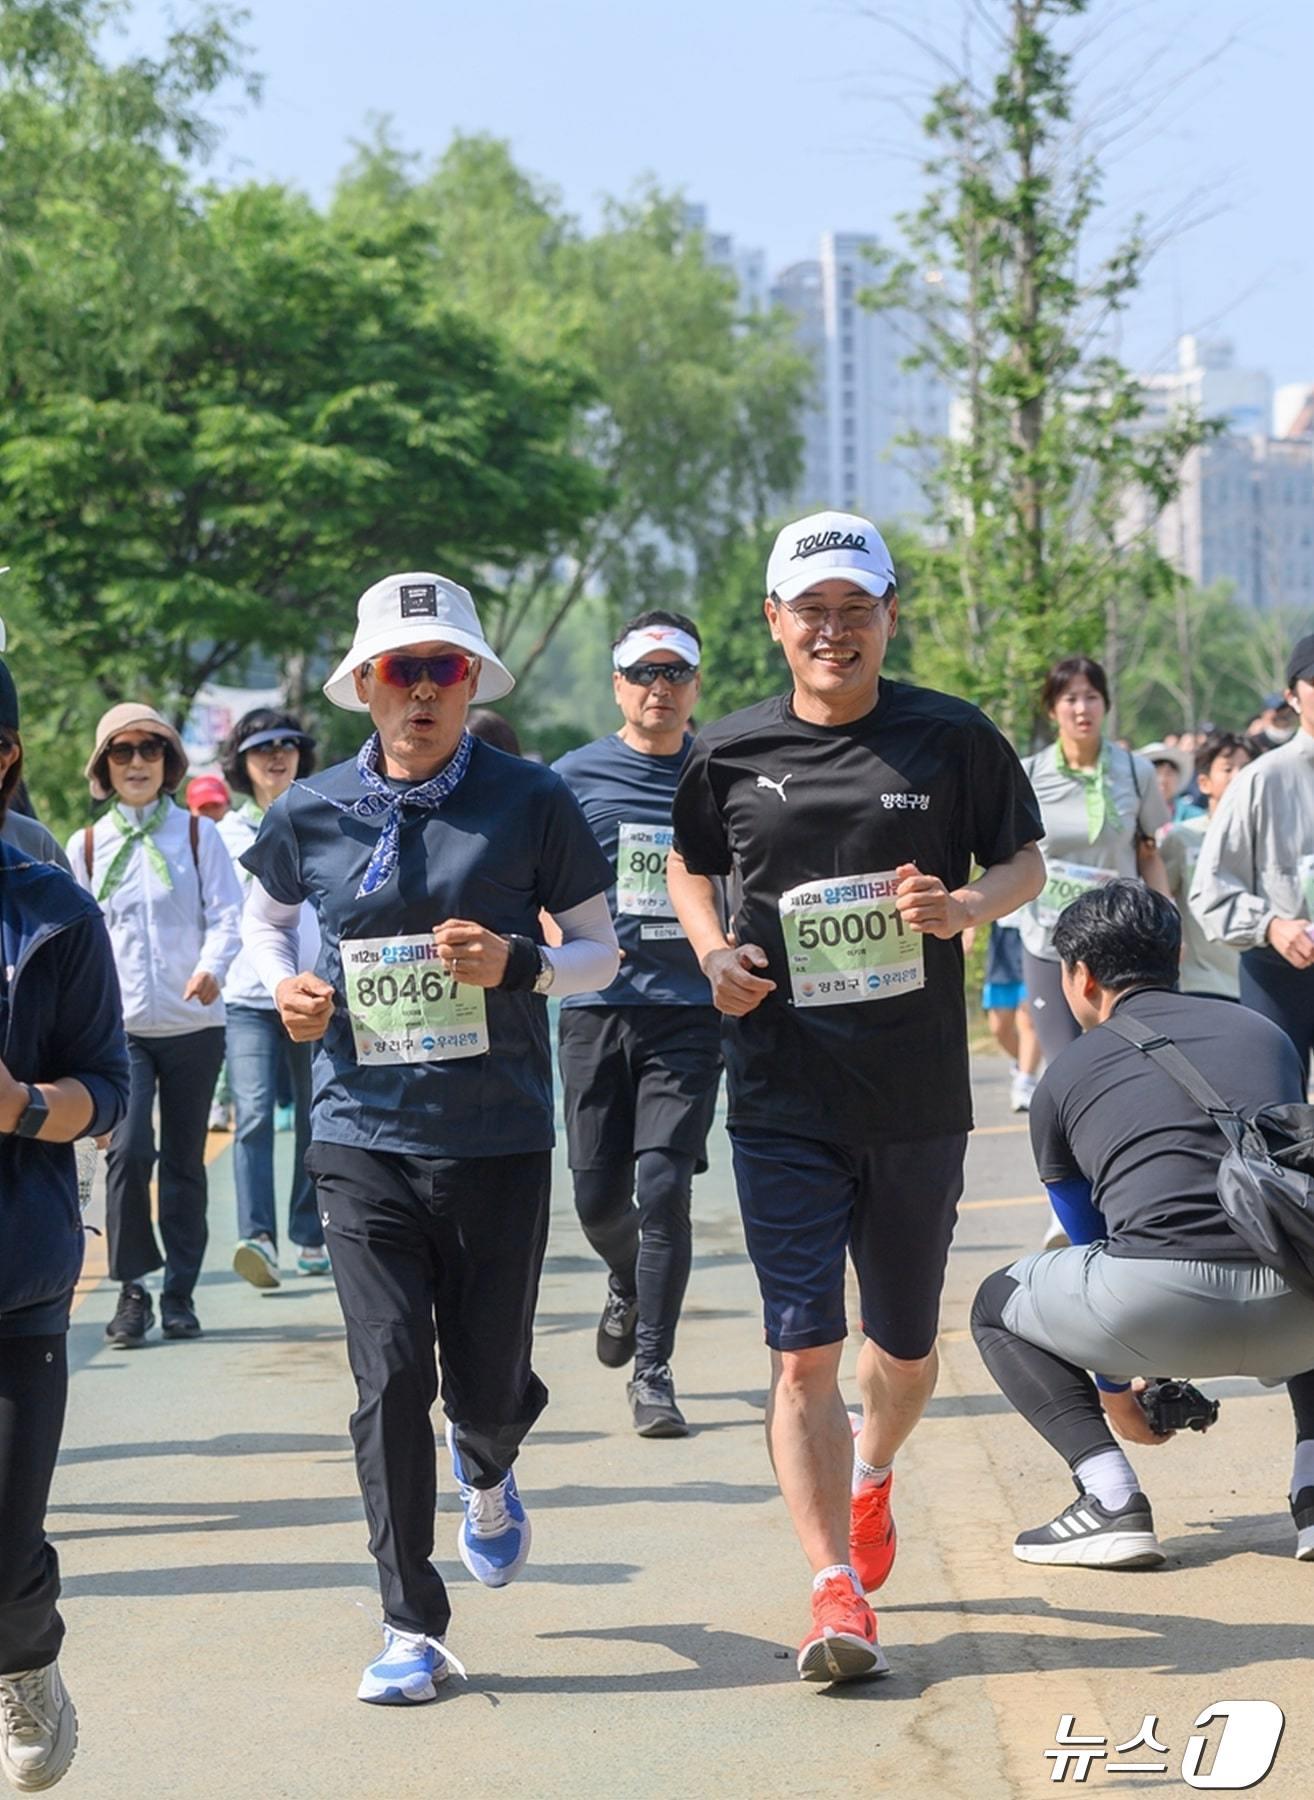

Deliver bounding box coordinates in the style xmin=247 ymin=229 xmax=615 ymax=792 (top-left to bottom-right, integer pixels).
xmin=812 ymin=1564 xmax=862 ymax=1595
xmin=853 ymin=1455 xmax=892 ymax=1494
xmin=1291 ymin=1438 xmax=1314 ymax=1500
xmin=1074 ymin=1447 xmax=1140 ymax=1512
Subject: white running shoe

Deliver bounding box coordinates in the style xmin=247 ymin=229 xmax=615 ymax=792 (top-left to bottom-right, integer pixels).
xmin=233 ymin=1237 xmax=281 ymax=1290
xmin=0 ymin=1662 xmax=77 ymax=1791
xmin=1010 ymin=1070 xmax=1037 ymax=1113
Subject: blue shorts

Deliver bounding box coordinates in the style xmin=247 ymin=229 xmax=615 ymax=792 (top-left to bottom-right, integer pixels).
xmin=729 ymin=1128 xmax=967 ymax=1359
xmin=982 ymin=925 xmax=1024 ymax=1019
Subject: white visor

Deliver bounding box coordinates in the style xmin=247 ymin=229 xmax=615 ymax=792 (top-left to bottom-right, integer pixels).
xmin=612 ymin=627 xmax=701 ymax=671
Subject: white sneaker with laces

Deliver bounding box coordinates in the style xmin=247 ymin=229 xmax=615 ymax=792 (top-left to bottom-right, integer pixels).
xmin=232 ymin=1236 xmax=281 ymax=1290
xmin=1009 ymin=1070 xmax=1037 ymax=1113
xmin=0 ymin=1662 xmax=78 ymax=1792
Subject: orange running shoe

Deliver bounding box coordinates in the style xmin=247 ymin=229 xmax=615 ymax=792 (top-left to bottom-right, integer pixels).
xmin=796 ymin=1575 xmax=889 ymax=1683
xmin=851 ymin=1471 xmax=897 ymax=1592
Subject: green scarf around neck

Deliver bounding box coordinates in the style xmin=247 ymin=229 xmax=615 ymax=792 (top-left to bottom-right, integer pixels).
xmin=1054 ymin=741 xmax=1122 ymax=845
xmin=97 ymin=798 xmax=174 ymax=901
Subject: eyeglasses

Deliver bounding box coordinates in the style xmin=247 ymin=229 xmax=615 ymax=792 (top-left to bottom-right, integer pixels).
xmin=107 ymin=738 xmax=167 ymax=766
xmin=778 ymin=597 xmax=884 ymax=632
xmin=619 ymin=662 xmax=698 ymax=687
xmin=245 ymin=738 xmax=302 ymax=756
xmin=365 ymin=652 xmax=473 ymax=690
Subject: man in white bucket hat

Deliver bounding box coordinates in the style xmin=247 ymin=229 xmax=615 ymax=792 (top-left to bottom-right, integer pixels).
xmin=240 ymin=571 xmax=618 ymax=1704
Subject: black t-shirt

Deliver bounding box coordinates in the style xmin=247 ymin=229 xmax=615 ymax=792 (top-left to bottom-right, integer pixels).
xmin=1029 ymin=986 xmax=1307 ymax=1259
xmin=671 ymin=682 xmax=1042 ymax=1145
xmin=241 ymin=738 xmax=613 ymax=1160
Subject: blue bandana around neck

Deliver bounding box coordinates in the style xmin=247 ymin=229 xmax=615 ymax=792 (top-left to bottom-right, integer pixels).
xmin=309 ymin=730 xmax=474 ymax=898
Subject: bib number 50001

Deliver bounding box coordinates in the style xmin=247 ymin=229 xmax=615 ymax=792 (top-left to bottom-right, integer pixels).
xmin=793 ymin=909 xmax=906 ymax=952
xmin=779 ymin=869 xmax=925 ymax=1008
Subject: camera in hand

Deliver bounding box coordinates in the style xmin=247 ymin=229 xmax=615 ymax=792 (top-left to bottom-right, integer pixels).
xmin=1137 ymin=1378 xmax=1220 ymax=1435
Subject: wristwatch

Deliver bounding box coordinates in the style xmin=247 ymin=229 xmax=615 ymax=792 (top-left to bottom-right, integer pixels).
xmin=12 ymin=1084 xmax=48 ymax=1139
xmin=533 ymin=947 xmax=556 ymax=995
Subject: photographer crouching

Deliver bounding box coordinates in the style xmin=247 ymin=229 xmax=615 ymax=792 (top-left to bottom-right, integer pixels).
xmin=971 ymin=880 xmax=1314 ymax=1567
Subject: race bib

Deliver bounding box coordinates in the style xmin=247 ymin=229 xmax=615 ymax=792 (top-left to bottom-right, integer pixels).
xmin=616 ymin=822 xmax=676 ymax=919
xmin=1034 ymin=859 xmax=1117 ymax=930
xmin=779 ymin=869 xmax=925 ymax=1007
xmin=341 ymin=933 xmax=488 ymax=1066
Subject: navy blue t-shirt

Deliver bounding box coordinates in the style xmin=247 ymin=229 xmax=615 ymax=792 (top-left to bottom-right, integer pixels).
xmin=241 ymin=738 xmax=614 ymax=1159
xmin=552 ymin=733 xmax=711 ymax=1009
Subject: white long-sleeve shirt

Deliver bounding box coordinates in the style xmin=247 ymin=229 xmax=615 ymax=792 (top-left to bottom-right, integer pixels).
xmin=67 ymin=801 xmax=244 ymax=1035
xmin=216 ymin=803 xmax=321 ymax=1010
xmin=1189 ymin=730 xmax=1314 ymax=949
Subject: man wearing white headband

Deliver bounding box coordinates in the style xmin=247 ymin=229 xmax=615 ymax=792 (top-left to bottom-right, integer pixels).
xmin=553 ymin=611 xmax=721 ymax=1439
xmin=238 ymin=571 xmax=618 ymax=1705
xmin=668 ymin=510 xmax=1044 ymax=1683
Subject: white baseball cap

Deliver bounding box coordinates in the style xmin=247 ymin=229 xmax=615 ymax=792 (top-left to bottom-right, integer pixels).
xmin=766 ymin=510 xmax=897 ymax=604
xmin=323 ymin=572 xmax=515 ymax=711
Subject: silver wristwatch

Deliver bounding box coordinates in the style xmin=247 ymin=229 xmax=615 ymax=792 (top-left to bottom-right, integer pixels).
xmin=533 ymin=947 xmax=556 ymax=995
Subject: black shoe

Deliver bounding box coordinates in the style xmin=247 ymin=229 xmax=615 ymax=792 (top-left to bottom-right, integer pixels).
xmin=160 ymin=1297 xmax=202 ymax=1339
xmin=1014 ymin=1489 xmax=1163 ymax=1568
xmin=596 ymin=1285 xmax=638 ymax=1368
xmin=1291 ymin=1486 xmax=1314 ymax=1560
xmin=627 ymin=1363 xmax=689 ymax=1438
xmin=105 ymin=1282 xmax=154 ymax=1349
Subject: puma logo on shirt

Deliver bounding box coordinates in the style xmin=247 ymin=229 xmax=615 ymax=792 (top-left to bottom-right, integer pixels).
xmin=756 ymin=774 xmax=793 ymax=802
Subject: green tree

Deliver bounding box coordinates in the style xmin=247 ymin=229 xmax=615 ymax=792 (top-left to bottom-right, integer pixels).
xmin=334 ymin=136 xmax=812 ymax=684
xmin=861 ymin=0 xmax=1212 ymax=744
xmin=2 ymin=191 xmax=603 ymax=833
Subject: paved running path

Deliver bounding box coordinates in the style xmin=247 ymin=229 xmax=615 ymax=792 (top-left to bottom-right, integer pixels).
xmin=52 ymin=1058 xmax=1311 ymax=1798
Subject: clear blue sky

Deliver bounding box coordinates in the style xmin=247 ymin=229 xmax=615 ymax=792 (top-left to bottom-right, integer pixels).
xmin=128 ymin=0 xmax=1312 ymax=390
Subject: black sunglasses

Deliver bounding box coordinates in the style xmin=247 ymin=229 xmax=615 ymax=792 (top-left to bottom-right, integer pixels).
xmin=107 ymin=738 xmax=168 ymax=766
xmin=619 ymin=662 xmax=698 ymax=687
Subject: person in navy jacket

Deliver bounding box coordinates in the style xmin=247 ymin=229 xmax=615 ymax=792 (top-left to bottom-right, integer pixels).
xmin=0 ymin=652 xmax=130 ymax=1792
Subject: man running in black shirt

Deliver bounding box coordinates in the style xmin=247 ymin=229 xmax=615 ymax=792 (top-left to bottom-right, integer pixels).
xmin=554 ymin=612 xmax=722 ymax=1439
xmin=668 ymin=510 xmax=1044 ymax=1681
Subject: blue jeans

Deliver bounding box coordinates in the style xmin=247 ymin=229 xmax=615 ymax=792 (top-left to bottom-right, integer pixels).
xmin=225 ymin=1006 xmax=321 ymax=1249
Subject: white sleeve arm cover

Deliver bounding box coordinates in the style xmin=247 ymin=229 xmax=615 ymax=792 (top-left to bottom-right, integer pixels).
xmin=242 ymin=878 xmax=303 ymax=998
xmin=543 ymin=892 xmax=620 ymax=998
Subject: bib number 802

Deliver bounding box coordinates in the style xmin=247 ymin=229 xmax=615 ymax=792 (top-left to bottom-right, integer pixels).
xmin=355 ymin=968 xmax=453 ymax=1009
xmin=794 ymin=909 xmax=906 ymax=951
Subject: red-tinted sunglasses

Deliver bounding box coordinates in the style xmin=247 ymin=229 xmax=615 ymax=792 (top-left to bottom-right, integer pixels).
xmin=365 ymin=652 xmax=473 ymax=690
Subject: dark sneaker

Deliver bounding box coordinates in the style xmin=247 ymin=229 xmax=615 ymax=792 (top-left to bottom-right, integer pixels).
xmin=105 ymin=1283 xmax=153 ymax=1349
xmin=627 ymin=1363 xmax=689 ymax=1438
xmin=596 ymin=1285 xmax=638 ymax=1368
xmin=1014 ymin=1489 xmax=1164 ymax=1568
xmin=160 ymin=1298 xmax=202 ymax=1340
xmin=1291 ymin=1486 xmax=1314 ymax=1560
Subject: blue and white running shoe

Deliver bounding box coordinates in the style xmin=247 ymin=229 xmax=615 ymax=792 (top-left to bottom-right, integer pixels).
xmin=445 ymin=1421 xmax=533 ymax=1587
xmin=357 ymin=1627 xmax=466 ymax=1706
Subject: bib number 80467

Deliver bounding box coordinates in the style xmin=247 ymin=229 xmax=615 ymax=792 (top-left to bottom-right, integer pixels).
xmin=355 ymin=968 xmax=454 ymax=1010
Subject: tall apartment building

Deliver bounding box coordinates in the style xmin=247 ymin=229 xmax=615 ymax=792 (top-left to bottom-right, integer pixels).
xmin=771 ymin=233 xmax=947 ymax=524
xmin=1137 ymin=339 xmax=1314 ymax=611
